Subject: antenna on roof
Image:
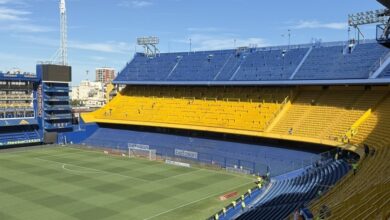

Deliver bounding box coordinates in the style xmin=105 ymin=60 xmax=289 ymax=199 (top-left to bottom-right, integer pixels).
xmin=49 ymin=0 xmax=68 ymax=65
xmin=59 ymin=0 xmax=68 ymax=65
xmin=189 ymin=38 xmax=192 ymax=53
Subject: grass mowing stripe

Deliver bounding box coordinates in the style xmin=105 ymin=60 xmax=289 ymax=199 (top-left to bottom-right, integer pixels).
xmin=142 ymin=181 xmax=255 ymax=220
xmin=65 ymin=147 xmax=255 ymax=181
xmin=1 ymin=146 xmax=256 ymax=219
xmin=152 ymin=169 xmax=204 ymax=183
xmin=49 ymin=147 xmax=254 ymax=182
xmin=38 ymin=150 xmax=196 ymax=181
xmin=34 ymin=157 xmax=149 ymax=183
xmin=49 ymin=147 xmax=168 ymax=168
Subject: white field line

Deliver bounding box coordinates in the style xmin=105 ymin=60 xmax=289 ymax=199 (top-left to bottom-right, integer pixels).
xmin=34 ymin=157 xmax=149 ymax=183
xmin=38 ymin=150 xmax=87 ymax=159
xmin=62 ymin=147 xmax=165 ymax=168
xmin=61 ymin=164 xmax=102 ymax=174
xmin=197 ymin=167 xmax=255 ymax=181
xmin=55 ymin=147 xmax=255 ymax=181
xmin=0 ymin=147 xmax=62 ymax=157
xmin=143 ymin=181 xmax=255 ymax=220
xmin=39 ymin=149 xmax=207 ymax=182
xmin=40 ymin=148 xmax=255 ymax=186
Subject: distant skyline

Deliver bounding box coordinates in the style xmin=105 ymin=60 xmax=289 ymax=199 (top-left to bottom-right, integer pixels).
xmin=0 ymin=0 xmax=384 ymax=85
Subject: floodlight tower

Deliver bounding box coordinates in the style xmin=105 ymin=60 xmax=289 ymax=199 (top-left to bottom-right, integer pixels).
xmin=348 ymin=7 xmax=390 ymax=46
xmin=137 ymin=37 xmax=160 ymax=57
xmin=59 ymin=0 xmax=68 ymax=66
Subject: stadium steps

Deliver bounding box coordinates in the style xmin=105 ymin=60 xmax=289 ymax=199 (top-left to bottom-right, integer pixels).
xmin=290 ymin=46 xmax=313 ymax=79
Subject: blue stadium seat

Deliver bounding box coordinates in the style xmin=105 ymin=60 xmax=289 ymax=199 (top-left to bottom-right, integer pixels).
xmin=232 ymin=160 xmax=350 ymax=220
xmin=294 ymin=43 xmax=389 ymax=80
xmin=114 ymin=42 xmax=390 ymax=83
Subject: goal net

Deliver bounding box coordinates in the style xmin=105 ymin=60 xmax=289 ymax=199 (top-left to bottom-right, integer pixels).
xmin=128 ymin=147 xmax=157 ymax=161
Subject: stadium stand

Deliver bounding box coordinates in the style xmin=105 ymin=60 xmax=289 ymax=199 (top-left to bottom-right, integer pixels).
xmin=80 ymin=41 xmax=390 ymax=219
xmin=114 ymin=41 xmax=389 ymax=83
xmin=83 ymin=86 xmax=292 ymax=136
xmin=231 ymin=48 xmax=308 ymax=81
xmin=293 ymin=43 xmax=389 ymax=79
xmin=228 ymin=159 xmax=350 ymax=220
xmin=0 ymin=73 xmax=41 ymax=147
xmin=271 ymin=87 xmax=388 ymax=142
xmin=309 ymin=93 xmax=390 ymax=219
xmin=83 ymin=86 xmax=390 ymax=147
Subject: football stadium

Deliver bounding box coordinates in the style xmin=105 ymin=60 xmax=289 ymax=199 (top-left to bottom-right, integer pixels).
xmin=1 ymin=0 xmax=390 ymax=219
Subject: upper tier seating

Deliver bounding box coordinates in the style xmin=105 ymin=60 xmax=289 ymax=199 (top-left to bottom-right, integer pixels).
xmin=232 ymin=48 xmax=308 ymax=81
xmin=294 ymin=43 xmax=389 ymax=79
xmin=114 ymin=42 xmax=389 ymax=83
xmin=379 ymin=62 xmax=390 ymax=78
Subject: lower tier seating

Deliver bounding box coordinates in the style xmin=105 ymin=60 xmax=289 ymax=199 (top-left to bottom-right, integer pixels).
xmin=271 ymin=87 xmax=388 ymax=142
xmin=228 ymin=160 xmax=350 ymax=220
xmin=309 ymin=93 xmax=390 ymax=219
xmin=0 ymin=126 xmax=40 ymax=146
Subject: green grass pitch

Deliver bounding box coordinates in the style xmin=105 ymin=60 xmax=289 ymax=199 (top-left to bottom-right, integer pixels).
xmin=0 ymin=146 xmax=255 ymax=220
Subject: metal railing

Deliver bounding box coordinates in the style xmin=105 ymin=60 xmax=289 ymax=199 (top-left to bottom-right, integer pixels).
xmin=368 ymin=50 xmax=390 ymax=77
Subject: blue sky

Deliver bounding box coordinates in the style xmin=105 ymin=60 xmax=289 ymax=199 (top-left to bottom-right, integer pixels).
xmin=0 ymin=0 xmax=384 ymax=84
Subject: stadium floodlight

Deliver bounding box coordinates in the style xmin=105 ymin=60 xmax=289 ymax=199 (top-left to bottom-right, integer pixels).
xmin=137 ymin=36 xmax=160 ymax=46
xmin=348 ymin=9 xmax=389 ymax=27
xmin=137 ymin=36 xmax=160 ymax=57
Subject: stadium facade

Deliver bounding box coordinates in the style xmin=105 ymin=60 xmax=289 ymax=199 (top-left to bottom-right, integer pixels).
xmin=0 ymin=64 xmax=72 ymax=147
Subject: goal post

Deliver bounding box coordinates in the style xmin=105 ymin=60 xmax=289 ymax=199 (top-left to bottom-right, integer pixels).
xmin=128 ymin=147 xmax=157 ymax=161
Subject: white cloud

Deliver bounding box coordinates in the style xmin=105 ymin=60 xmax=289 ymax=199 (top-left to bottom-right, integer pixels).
xmin=0 ymin=0 xmax=12 ymax=4
xmin=290 ymin=20 xmax=347 ymax=30
xmin=176 ymin=34 xmax=268 ymax=51
xmin=118 ymin=0 xmax=153 ymax=8
xmin=0 ymin=23 xmax=53 ymax=32
xmin=0 ymin=1 xmax=53 ymax=33
xmin=187 ymin=27 xmax=221 ymax=32
xmin=0 ymin=7 xmax=30 ymax=21
xmin=70 ymin=41 xmax=133 ymax=54
xmin=14 ymin=34 xmax=134 ymax=54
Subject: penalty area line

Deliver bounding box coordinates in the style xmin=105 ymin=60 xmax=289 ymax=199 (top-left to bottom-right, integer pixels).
xmin=142 ymin=181 xmax=255 ymax=220
xmin=61 ymin=164 xmax=102 ymax=174
xmin=34 ymin=157 xmax=149 ymax=183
